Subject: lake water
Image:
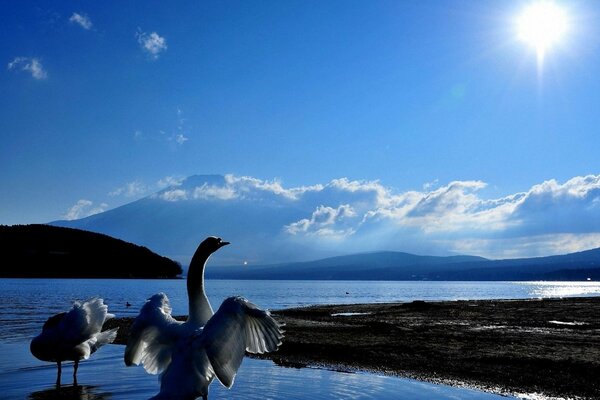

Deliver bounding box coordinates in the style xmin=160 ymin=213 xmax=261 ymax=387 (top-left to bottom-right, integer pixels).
xmin=2 ymin=279 xmax=599 ymax=399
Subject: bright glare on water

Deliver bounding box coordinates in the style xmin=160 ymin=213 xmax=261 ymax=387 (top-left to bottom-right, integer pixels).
xmin=524 ymin=281 xmax=600 ymax=298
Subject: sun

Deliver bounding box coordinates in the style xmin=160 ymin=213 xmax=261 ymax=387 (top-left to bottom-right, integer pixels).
xmin=517 ymin=1 xmax=568 ymax=62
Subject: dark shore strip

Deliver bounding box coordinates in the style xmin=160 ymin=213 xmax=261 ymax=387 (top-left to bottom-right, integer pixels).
xmin=105 ymin=297 xmax=600 ymax=399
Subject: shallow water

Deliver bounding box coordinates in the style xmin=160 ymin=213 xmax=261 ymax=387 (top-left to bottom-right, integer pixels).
xmin=0 ymin=342 xmax=514 ymax=400
xmin=2 ymin=279 xmax=597 ymax=399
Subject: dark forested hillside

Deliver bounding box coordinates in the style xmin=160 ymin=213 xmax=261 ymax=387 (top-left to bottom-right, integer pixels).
xmin=0 ymin=224 xmax=182 ymax=278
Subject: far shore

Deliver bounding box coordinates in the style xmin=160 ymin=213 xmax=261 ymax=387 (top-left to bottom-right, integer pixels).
xmin=105 ymin=297 xmax=600 ymax=400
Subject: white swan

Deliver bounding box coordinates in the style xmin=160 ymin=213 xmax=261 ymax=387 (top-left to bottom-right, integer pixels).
xmin=30 ymin=297 xmax=118 ymax=386
xmin=124 ymin=236 xmax=284 ymax=400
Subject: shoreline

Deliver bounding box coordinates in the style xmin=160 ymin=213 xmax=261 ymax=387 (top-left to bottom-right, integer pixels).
xmin=105 ymin=296 xmax=600 ymax=399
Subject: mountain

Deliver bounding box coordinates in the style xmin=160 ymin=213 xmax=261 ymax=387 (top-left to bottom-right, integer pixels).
xmin=206 ymin=248 xmax=600 ymax=281
xmin=0 ymin=224 xmax=182 ymax=278
xmin=49 ymin=174 xmax=600 ymax=280
xmin=51 ymin=174 xmax=347 ymax=265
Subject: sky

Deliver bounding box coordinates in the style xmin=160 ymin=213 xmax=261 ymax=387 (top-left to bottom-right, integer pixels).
xmin=2 ymin=1 xmax=600 ymax=258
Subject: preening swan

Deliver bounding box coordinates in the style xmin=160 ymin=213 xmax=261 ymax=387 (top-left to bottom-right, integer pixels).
xmin=124 ymin=236 xmax=284 ymax=399
xmin=30 ymin=297 xmax=118 ymax=386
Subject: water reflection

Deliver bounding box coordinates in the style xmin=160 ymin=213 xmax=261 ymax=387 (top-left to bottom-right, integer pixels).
xmin=0 ymin=342 xmax=515 ymax=400
xmin=28 ymin=385 xmax=111 ymax=400
xmin=523 ymin=281 xmax=600 ymax=298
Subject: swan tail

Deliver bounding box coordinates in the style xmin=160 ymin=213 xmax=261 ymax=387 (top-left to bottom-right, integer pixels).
xmin=76 ymin=327 xmax=118 ymax=360
xmin=89 ymin=327 xmax=118 ymax=356
xmin=95 ymin=327 xmax=119 ymax=347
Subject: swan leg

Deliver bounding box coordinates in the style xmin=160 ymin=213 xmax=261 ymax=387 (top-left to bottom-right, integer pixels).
xmin=56 ymin=361 xmax=62 ymax=387
xmin=73 ymin=359 xmax=79 ymax=386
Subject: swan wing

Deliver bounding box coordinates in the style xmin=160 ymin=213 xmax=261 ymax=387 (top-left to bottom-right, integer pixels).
xmin=196 ymin=296 xmax=284 ymax=388
xmin=52 ymin=297 xmax=111 ymax=346
xmin=124 ymin=292 xmax=183 ymax=375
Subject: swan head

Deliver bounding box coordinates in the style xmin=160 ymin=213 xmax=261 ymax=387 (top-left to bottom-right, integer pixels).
xmin=199 ymin=236 xmax=230 ymax=254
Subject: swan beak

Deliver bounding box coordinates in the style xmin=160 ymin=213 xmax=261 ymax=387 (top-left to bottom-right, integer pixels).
xmin=219 ymin=241 xmax=230 ymax=247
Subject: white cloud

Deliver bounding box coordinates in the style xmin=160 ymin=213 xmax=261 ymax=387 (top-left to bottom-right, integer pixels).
xmin=152 ymin=175 xmax=319 ymax=203
xmin=69 ymin=12 xmax=93 ymax=30
xmin=171 ymin=108 xmax=190 ymax=145
xmin=106 ymin=172 xmax=600 ymax=258
xmin=157 ymin=176 xmax=184 ymax=189
xmin=136 ymin=30 xmax=167 ymax=59
xmin=274 ymin=174 xmax=600 ymax=257
xmin=7 ymin=57 xmax=47 ymax=80
xmin=159 ymin=189 xmax=188 ymax=202
xmin=109 ymin=181 xmax=147 ymax=198
xmin=224 ymin=174 xmax=323 ymax=200
xmin=286 ymin=204 xmax=357 ymax=239
xmin=507 ymin=175 xmax=600 ymax=236
xmin=423 ymin=179 xmax=439 ymax=191
xmin=193 ymin=184 xmax=237 ymax=201
xmin=64 ymin=200 xmax=108 ymax=220
xmin=110 ymin=176 xmax=185 ymax=200
xmin=442 ymin=233 xmax=600 ymax=260
xmin=147 ymin=174 xmax=600 ymax=242
xmin=174 ymin=133 xmax=188 ymax=145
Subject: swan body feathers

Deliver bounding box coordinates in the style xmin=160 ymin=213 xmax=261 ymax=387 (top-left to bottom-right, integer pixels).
xmin=30 ymin=297 xmax=118 ymax=385
xmin=124 ymin=237 xmax=284 ymax=399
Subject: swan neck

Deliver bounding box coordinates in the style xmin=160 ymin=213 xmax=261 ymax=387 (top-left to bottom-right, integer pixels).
xmin=186 ymin=250 xmax=213 ymax=326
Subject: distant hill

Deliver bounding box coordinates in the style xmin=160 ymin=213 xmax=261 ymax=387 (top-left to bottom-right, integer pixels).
xmin=0 ymin=224 xmax=182 ymax=278
xmin=206 ymin=248 xmax=600 ymax=281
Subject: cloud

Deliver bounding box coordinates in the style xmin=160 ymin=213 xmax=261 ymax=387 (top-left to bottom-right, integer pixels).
xmin=173 ymin=133 xmax=188 ymax=145
xmin=111 ymin=176 xmax=185 ymax=199
xmin=138 ymin=109 xmax=190 ymax=146
xmin=358 ymin=175 xmax=600 ymax=256
xmin=64 ymin=200 xmax=108 ymax=220
xmin=223 ymin=174 xmax=323 ymax=200
xmin=7 ymin=57 xmax=47 ymax=80
xmin=157 ymin=176 xmax=184 ymax=189
xmin=440 ymin=233 xmax=600 ymax=260
xmin=508 ymin=175 xmax=600 ymax=236
xmin=192 ymin=184 xmax=238 ymax=201
xmin=136 ymin=29 xmax=167 ymax=59
xmin=159 ymin=189 xmax=188 ymax=202
xmin=153 ymin=174 xmax=324 ymax=203
xmin=286 ymin=204 xmax=357 ymax=239
xmin=69 ymin=12 xmax=93 ymax=30
xmin=173 ymin=108 xmax=189 ymax=145
xmin=239 ymin=173 xmax=600 ymax=256
xmin=109 ymin=181 xmax=147 ymax=198
xmin=122 ymin=173 xmax=600 ymax=257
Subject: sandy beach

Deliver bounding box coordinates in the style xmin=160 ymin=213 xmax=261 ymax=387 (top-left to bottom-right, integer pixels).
xmin=106 ymin=297 xmax=600 ymax=399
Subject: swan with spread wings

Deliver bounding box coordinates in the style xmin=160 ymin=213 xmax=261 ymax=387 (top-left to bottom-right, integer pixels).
xmin=124 ymin=237 xmax=283 ymax=400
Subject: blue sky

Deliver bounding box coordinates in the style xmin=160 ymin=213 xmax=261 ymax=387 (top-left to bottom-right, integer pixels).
xmin=2 ymin=1 xmax=600 ymax=257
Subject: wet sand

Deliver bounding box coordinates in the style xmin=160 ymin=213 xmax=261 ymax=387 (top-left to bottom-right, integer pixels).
xmin=106 ymin=297 xmax=600 ymax=399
